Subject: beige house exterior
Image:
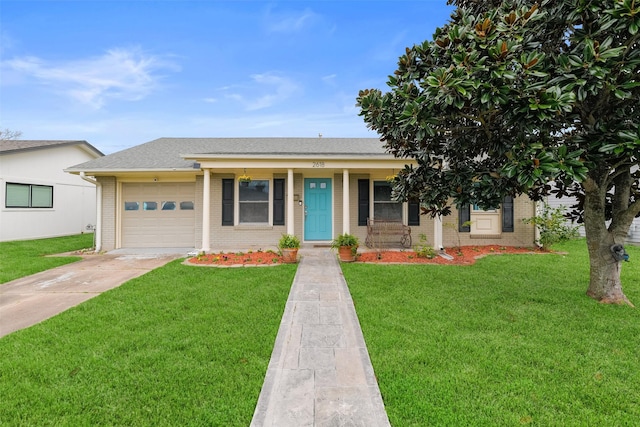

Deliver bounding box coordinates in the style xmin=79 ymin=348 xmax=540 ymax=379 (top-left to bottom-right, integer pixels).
xmin=66 ymin=137 xmax=536 ymax=252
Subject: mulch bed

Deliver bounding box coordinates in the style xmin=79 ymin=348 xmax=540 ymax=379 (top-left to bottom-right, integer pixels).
xmin=188 ymin=250 xmax=284 ymax=267
xmin=355 ymin=245 xmax=545 ymax=265
xmin=186 ymin=246 xmax=546 ymax=267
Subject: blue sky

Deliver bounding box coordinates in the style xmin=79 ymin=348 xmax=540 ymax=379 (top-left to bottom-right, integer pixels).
xmin=1 ymin=1 xmax=453 ymax=154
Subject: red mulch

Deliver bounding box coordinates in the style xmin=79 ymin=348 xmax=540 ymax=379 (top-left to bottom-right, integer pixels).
xmin=188 ymin=250 xmax=284 ymax=266
xmin=356 ymin=245 xmax=545 ymax=265
xmin=187 ymin=246 xmax=546 ymax=266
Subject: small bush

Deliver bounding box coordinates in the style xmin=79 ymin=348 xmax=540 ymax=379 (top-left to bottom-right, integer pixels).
xmin=523 ymin=202 xmax=580 ymax=250
xmin=414 ymin=234 xmax=437 ymax=258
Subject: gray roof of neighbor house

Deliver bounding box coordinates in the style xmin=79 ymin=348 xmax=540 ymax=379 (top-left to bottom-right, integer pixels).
xmin=0 ymin=140 xmax=104 ymax=157
xmin=65 ymin=137 xmax=393 ymax=172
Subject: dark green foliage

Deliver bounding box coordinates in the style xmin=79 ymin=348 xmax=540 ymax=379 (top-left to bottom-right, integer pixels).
xmin=357 ymin=0 xmax=640 ymax=301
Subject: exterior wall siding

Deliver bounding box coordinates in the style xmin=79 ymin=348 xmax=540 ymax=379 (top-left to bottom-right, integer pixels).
xmin=100 ymin=171 xmax=537 ymax=252
xmin=1 ymin=146 xmax=99 ymax=242
xmin=98 ymin=176 xmax=117 ymax=251
xmin=442 ymin=196 xmax=537 ymax=248
xmin=204 ymin=174 xmax=288 ymax=250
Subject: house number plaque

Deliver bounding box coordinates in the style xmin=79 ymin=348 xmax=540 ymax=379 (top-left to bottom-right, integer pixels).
xmin=312 ymin=161 xmax=325 ymax=168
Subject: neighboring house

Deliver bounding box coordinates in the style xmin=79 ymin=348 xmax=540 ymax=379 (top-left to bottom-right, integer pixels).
xmin=65 ymin=137 xmax=537 ymax=252
xmin=1 ymin=140 xmax=103 ymax=242
xmin=547 ymin=194 xmax=640 ymax=244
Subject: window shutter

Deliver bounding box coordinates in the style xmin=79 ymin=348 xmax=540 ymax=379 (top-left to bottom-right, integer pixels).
xmin=273 ymin=178 xmax=285 ymax=226
xmin=459 ymin=204 xmax=471 ymax=232
xmin=222 ymin=179 xmax=234 ymax=226
xmin=502 ymin=195 xmax=514 ymax=232
xmin=358 ymin=179 xmax=370 ymax=226
xmin=408 ymin=199 xmax=420 ymax=226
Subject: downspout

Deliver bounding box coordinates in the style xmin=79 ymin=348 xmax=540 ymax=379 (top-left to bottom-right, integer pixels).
xmin=534 ymin=199 xmax=541 ymax=248
xmin=80 ymin=172 xmax=102 ymax=252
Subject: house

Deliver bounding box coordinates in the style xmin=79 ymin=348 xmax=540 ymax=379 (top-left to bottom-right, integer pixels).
xmin=65 ymin=137 xmax=536 ymax=252
xmin=1 ymin=140 xmax=104 ymax=242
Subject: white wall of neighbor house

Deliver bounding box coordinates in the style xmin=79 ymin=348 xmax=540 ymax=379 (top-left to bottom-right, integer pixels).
xmin=547 ymin=194 xmax=640 ymax=245
xmin=1 ymin=147 xmax=97 ymax=242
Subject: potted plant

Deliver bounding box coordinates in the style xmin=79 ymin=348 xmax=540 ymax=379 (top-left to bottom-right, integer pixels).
xmin=278 ymin=234 xmax=300 ymax=263
xmin=331 ymin=233 xmax=359 ymax=262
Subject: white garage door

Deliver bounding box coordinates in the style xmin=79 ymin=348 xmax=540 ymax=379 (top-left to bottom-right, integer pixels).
xmin=122 ymin=182 xmax=196 ymax=248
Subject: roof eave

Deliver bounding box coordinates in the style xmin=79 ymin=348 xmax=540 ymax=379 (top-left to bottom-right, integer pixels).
xmin=65 ymin=167 xmax=198 ymax=175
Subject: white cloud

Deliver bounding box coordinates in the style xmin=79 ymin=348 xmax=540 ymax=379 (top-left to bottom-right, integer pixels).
xmin=264 ymin=7 xmax=319 ymax=33
xmin=221 ymin=72 xmax=300 ymax=111
xmin=322 ymin=74 xmax=337 ymax=85
xmin=3 ymin=47 xmax=179 ymax=109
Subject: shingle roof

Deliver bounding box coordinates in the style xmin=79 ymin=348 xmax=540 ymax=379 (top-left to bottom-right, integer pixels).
xmin=66 ymin=137 xmax=392 ymax=172
xmin=0 ymin=140 xmax=104 ymax=157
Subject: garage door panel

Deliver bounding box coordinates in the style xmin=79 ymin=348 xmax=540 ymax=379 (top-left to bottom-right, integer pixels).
xmin=122 ymin=183 xmax=196 ymax=248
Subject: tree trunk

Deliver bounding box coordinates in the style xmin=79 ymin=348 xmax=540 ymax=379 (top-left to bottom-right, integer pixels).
xmin=585 ymin=235 xmax=634 ymax=306
xmin=583 ymin=178 xmax=634 ymax=307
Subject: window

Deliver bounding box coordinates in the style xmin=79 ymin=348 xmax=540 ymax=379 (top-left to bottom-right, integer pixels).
xmin=6 ymin=183 xmax=53 ymax=208
xmin=143 ymin=201 xmax=157 ymax=211
xmin=124 ymin=201 xmax=140 ymax=211
xmin=222 ymin=178 xmax=284 ymax=226
xmin=239 ymin=180 xmax=269 ymax=223
xmin=458 ymin=196 xmax=514 ymax=233
xmin=373 ymin=181 xmax=402 ymax=221
xmin=180 ymin=201 xmax=194 ymax=210
xmin=161 ymin=201 xmax=176 ymax=210
xmin=358 ymin=179 xmax=419 ymax=226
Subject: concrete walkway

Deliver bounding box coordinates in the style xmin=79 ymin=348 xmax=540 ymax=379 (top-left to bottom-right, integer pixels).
xmin=251 ymin=248 xmax=391 ymax=426
xmin=0 ymin=252 xmax=182 ymax=338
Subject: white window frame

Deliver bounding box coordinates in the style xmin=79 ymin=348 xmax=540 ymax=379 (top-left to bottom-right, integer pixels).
xmin=235 ymin=178 xmax=273 ymax=225
xmin=371 ymin=180 xmax=406 ymax=222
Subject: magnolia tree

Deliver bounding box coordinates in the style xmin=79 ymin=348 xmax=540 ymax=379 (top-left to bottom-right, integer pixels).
xmin=357 ymin=0 xmax=640 ymax=305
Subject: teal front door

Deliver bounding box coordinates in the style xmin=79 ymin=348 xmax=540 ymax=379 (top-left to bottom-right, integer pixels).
xmin=304 ymin=178 xmax=332 ymax=241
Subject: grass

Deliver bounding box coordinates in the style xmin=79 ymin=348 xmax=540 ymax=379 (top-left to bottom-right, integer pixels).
xmin=341 ymin=239 xmax=640 ymax=426
xmin=0 ymin=261 xmax=297 ymax=426
xmin=0 ymin=233 xmax=94 ymax=284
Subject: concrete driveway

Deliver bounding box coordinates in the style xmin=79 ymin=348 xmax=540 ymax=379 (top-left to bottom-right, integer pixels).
xmin=0 ymin=252 xmax=183 ymax=338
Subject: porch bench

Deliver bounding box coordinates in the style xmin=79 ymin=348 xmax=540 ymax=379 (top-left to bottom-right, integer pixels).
xmin=365 ymin=218 xmax=412 ymax=248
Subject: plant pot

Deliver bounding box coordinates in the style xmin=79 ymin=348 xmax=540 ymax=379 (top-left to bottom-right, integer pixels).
xmin=338 ymin=246 xmax=357 ymax=262
xmin=281 ymin=248 xmax=299 ymax=263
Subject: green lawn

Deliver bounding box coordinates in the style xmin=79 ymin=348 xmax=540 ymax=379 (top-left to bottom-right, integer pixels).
xmin=0 ymin=234 xmax=94 ymax=284
xmin=341 ymin=239 xmax=640 ymax=426
xmin=0 ymin=261 xmax=296 ymax=426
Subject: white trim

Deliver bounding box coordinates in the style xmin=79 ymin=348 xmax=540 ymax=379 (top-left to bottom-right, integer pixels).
xmin=235 ymin=177 xmax=272 ymax=226
xmin=202 ymin=169 xmax=211 ymax=252
xmin=287 ymin=169 xmax=295 ymax=235
xmin=343 ymin=169 xmax=350 ymax=234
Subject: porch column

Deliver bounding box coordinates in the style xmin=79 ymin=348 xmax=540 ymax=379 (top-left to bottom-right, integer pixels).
xmin=201 ymin=168 xmax=211 ymax=253
xmin=287 ymin=168 xmax=295 ymax=235
xmin=434 ymin=213 xmax=443 ymax=250
xmin=343 ymin=169 xmax=350 ymax=234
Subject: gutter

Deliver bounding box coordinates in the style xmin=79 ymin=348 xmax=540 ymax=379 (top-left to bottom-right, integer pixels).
xmin=80 ymin=172 xmax=102 ymax=252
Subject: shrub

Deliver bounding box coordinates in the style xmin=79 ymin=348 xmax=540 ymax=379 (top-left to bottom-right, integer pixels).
xmin=414 ymin=233 xmax=437 ymax=258
xmin=278 ymin=234 xmax=300 ymax=249
xmin=523 ymin=202 xmax=580 ymax=250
